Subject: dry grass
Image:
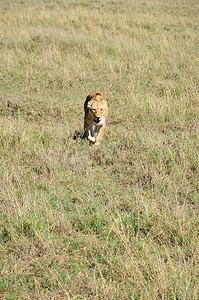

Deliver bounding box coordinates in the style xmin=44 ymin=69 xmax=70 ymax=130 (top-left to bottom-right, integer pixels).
xmin=0 ymin=0 xmax=199 ymax=299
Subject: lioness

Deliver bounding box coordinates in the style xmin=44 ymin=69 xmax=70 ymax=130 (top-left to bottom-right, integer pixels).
xmin=84 ymin=91 xmax=108 ymax=145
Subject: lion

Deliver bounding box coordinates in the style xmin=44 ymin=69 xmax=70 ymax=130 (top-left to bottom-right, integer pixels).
xmin=83 ymin=91 xmax=108 ymax=145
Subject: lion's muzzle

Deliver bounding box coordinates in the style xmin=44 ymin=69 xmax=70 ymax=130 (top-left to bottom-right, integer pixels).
xmin=94 ymin=117 xmax=101 ymax=124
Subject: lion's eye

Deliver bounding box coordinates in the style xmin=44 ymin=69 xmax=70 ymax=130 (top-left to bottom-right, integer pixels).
xmin=93 ymin=109 xmax=96 ymax=112
xmin=100 ymin=109 xmax=103 ymax=112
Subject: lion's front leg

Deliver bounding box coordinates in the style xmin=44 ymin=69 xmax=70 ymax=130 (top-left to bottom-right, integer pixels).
xmin=87 ymin=125 xmax=95 ymax=143
xmin=95 ymin=124 xmax=106 ymax=145
xmin=83 ymin=122 xmax=95 ymax=143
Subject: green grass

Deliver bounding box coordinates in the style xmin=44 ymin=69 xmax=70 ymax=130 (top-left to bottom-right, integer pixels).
xmin=0 ymin=0 xmax=199 ymax=298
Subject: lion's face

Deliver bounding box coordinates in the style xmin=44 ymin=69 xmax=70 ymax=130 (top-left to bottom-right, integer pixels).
xmin=87 ymin=97 xmax=107 ymax=125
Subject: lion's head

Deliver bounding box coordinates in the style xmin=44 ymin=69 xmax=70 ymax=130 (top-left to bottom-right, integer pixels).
xmin=87 ymin=95 xmax=107 ymax=125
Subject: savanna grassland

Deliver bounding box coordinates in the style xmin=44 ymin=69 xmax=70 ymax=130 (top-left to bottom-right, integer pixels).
xmin=0 ymin=0 xmax=198 ymax=299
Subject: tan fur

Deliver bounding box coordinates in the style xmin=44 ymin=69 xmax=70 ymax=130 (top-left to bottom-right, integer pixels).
xmin=84 ymin=91 xmax=108 ymax=145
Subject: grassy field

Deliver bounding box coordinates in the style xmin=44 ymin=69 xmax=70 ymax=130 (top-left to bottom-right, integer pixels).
xmin=0 ymin=0 xmax=198 ymax=298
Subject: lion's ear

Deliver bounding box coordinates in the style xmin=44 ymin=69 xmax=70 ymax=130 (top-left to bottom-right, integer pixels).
xmin=92 ymin=91 xmax=102 ymax=97
xmin=101 ymin=99 xmax=107 ymax=105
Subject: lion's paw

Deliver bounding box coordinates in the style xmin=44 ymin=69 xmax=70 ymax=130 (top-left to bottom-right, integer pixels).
xmin=88 ymin=136 xmax=95 ymax=143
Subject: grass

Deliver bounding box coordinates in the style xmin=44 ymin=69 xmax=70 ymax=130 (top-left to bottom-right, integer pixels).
xmin=0 ymin=0 xmax=198 ymax=298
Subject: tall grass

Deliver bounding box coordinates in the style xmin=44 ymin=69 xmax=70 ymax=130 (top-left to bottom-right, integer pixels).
xmin=0 ymin=0 xmax=198 ymax=298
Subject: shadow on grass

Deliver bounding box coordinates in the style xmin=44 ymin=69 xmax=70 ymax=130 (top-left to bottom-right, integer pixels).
xmin=73 ymin=130 xmax=84 ymax=140
xmin=73 ymin=130 xmax=96 ymax=147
